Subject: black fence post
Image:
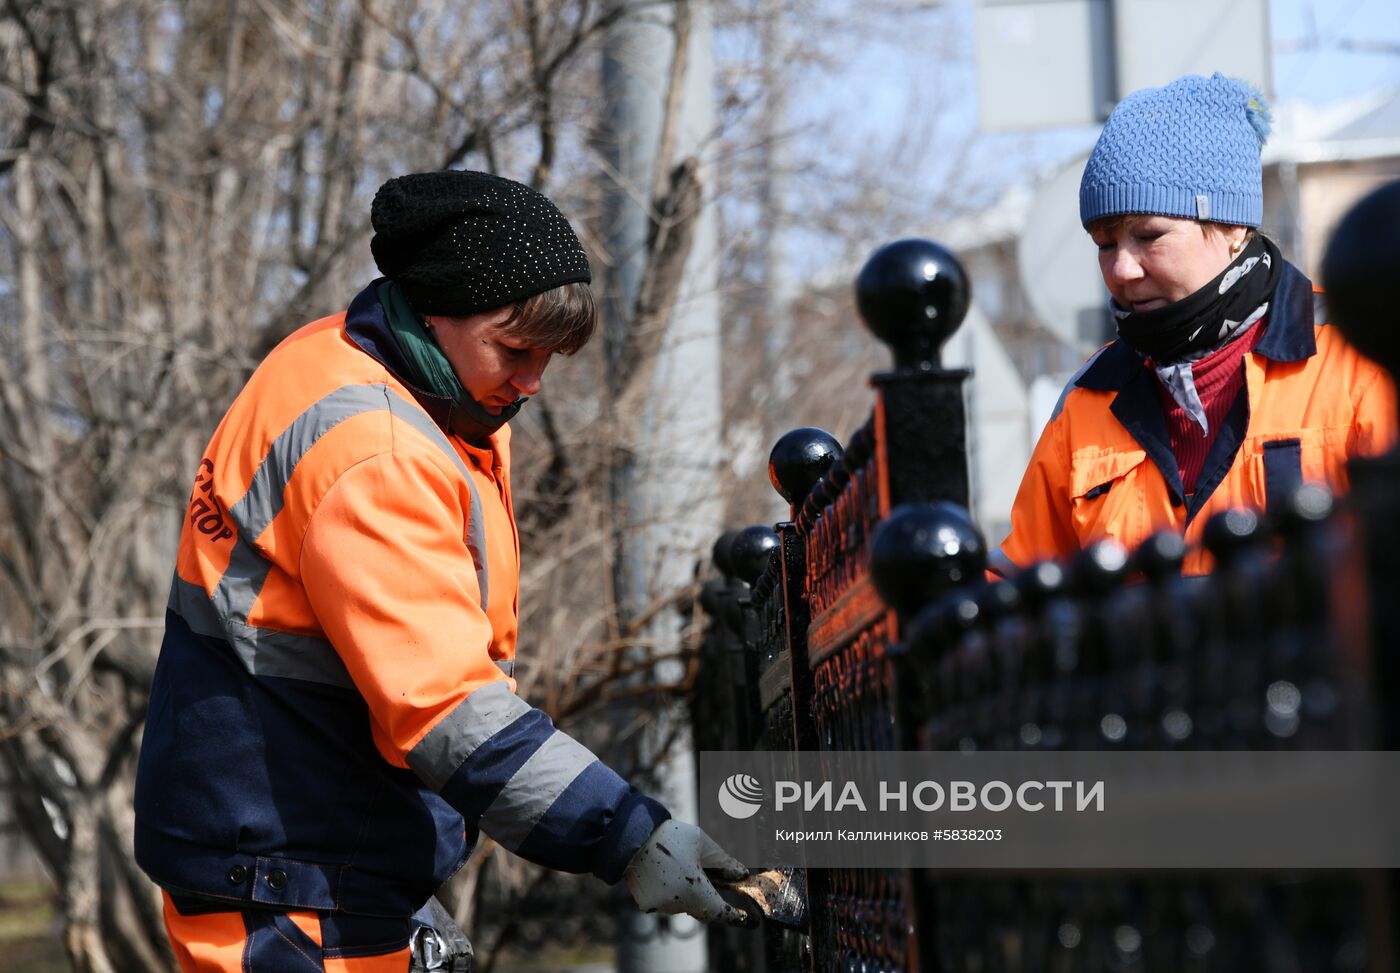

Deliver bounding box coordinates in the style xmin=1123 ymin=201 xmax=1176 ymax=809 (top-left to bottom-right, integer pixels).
xmin=870 ymin=501 xmax=987 ymax=749
xmin=856 ymin=239 xmax=973 ymax=510
xmin=769 ymin=429 xmax=843 ymax=753
xmin=695 ymin=530 xmax=748 ymax=755
xmin=738 ymin=496 xmax=819 ymax=971
xmin=732 ymin=525 xmax=781 ymax=750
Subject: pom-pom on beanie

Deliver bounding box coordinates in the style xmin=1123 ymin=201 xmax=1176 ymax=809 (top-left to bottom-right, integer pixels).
xmin=370 ymin=170 xmax=592 ymax=316
xmin=1079 ymin=72 xmax=1272 ymax=229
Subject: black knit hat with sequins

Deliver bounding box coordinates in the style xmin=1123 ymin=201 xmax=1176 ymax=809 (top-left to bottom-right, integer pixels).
xmin=370 ymin=170 xmax=592 ymax=316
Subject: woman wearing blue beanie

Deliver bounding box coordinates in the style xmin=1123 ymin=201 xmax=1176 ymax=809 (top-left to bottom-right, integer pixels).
xmin=993 ymin=72 xmax=1397 ymax=576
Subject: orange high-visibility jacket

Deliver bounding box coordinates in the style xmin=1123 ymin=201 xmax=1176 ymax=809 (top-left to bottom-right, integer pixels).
xmin=135 ymin=282 xmax=666 ymax=916
xmin=993 ymin=261 xmax=1396 ymax=577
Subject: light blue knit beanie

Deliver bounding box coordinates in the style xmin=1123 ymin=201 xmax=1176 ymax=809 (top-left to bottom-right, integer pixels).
xmin=1080 ymin=72 xmax=1272 ymax=228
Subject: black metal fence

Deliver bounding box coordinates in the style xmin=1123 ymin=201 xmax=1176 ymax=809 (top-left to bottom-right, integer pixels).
xmin=694 ymin=182 xmax=1400 ymax=973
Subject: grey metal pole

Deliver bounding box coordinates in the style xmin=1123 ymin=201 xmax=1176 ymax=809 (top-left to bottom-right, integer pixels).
xmin=603 ymin=3 xmax=721 ymax=971
xmin=601 ymin=5 xmax=668 ymax=383
xmin=758 ymin=3 xmax=794 ymax=429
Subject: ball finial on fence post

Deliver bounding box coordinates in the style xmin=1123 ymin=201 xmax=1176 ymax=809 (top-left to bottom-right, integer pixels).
xmin=869 ymin=501 xmax=986 ymax=617
xmin=855 ymin=238 xmax=971 ymax=371
xmin=768 ymin=427 xmax=844 ymax=513
xmin=731 ymin=525 xmax=781 ymax=586
xmin=854 ymin=238 xmax=974 ymax=508
xmin=712 ymin=529 xmax=743 ymax=580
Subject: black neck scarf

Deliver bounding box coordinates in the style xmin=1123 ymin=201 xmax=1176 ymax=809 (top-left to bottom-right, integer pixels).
xmin=1111 ymin=234 xmax=1281 ymax=364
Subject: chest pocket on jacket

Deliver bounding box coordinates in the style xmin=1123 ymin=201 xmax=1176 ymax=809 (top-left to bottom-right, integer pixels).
xmin=1247 ymin=426 xmax=1348 ymax=514
xmin=1068 ymin=448 xmax=1148 ymax=547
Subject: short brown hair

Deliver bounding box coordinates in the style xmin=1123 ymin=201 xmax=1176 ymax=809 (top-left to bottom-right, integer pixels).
xmin=1085 ymin=213 xmax=1135 ymax=235
xmin=498 ymin=281 xmax=597 ymax=356
xmin=1086 ymin=213 xmax=1253 ymax=243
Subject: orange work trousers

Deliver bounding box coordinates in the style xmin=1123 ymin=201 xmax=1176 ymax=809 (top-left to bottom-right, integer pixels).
xmin=163 ymin=891 xmax=411 ymax=972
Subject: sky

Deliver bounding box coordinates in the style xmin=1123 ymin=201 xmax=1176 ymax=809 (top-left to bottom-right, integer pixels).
xmin=1271 ymin=0 xmax=1400 ymax=103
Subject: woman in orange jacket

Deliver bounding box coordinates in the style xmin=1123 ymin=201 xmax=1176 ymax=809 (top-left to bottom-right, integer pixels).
xmin=993 ymin=73 xmax=1396 ymax=578
xmin=134 ymin=171 xmax=746 ymax=972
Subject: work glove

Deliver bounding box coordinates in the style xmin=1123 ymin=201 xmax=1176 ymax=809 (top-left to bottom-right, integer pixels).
xmin=623 ymin=819 xmax=750 ymax=926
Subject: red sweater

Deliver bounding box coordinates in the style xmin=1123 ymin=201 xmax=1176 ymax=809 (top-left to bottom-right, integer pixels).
xmin=1157 ymin=321 xmax=1265 ymax=496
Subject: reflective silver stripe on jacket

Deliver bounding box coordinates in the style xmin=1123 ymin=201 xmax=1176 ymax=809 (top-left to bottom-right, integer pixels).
xmin=174 ymin=382 xmax=491 ymax=686
xmin=406 ymin=681 xmax=533 ymax=791
xmin=478 ymin=731 xmax=598 ymax=850
xmin=169 ymin=575 xmax=354 ymax=688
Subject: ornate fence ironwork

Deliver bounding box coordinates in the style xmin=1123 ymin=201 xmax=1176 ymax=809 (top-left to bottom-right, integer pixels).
xmin=695 ymin=182 xmax=1400 ymax=973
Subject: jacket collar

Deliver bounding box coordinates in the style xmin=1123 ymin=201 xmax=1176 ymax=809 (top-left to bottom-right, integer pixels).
xmin=1252 ymin=259 xmax=1317 ymax=362
xmin=1076 ymin=259 xmax=1318 ymax=393
xmin=344 ymin=279 xmax=458 ymax=432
